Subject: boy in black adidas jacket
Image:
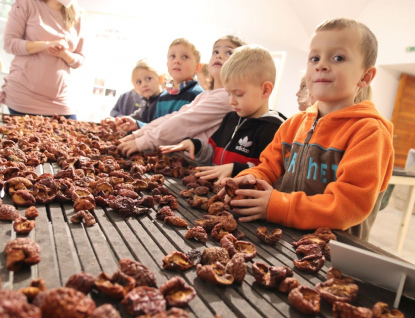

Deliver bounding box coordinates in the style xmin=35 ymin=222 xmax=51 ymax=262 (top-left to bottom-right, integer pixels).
xmin=160 ymin=44 xmax=286 ymax=184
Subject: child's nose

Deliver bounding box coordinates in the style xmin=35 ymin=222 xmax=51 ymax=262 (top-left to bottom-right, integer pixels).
xmin=316 ymin=61 xmax=329 ymax=72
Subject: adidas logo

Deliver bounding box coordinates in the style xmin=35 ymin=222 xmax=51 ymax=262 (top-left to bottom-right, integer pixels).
xmin=235 ymin=136 xmax=252 ymax=154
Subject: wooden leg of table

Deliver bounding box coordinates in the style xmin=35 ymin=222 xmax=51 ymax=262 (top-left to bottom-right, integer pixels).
xmin=395 ymin=185 xmax=415 ymax=253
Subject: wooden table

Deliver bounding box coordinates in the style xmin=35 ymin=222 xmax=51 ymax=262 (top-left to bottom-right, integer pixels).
xmin=1 ymin=161 xmax=414 ymax=318
xmin=388 ymin=168 xmax=415 ymax=252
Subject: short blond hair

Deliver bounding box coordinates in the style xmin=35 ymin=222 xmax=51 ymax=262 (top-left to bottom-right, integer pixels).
xmin=316 ymin=18 xmax=377 ymax=69
xmin=132 ymin=59 xmax=170 ymax=88
xmin=169 ymin=38 xmax=201 ymax=64
xmin=220 ymin=44 xmax=276 ymax=86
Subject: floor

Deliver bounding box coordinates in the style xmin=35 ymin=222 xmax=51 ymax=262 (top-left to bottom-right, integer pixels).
xmin=369 ymin=195 xmax=415 ymax=265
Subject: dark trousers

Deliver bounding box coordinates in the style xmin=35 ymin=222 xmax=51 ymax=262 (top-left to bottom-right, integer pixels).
xmin=8 ymin=107 xmax=77 ymax=120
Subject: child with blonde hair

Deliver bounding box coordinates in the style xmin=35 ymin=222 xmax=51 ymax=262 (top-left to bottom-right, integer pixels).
xmin=222 ymin=18 xmax=394 ymax=241
xmin=118 ymin=35 xmax=245 ymax=157
xmin=161 ymin=44 xmax=286 ymax=184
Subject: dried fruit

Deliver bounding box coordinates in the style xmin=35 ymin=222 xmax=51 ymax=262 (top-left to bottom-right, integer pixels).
xmin=0 ymin=204 xmax=20 ymax=221
xmin=19 ymin=278 xmax=47 ymax=302
xmin=314 ymin=227 xmax=337 ymax=243
xmin=201 ymin=247 xmax=229 ymax=266
xmin=13 ymin=216 xmax=35 ymax=234
xmin=162 ymin=251 xmax=194 ymax=271
xmin=288 ymin=286 xmax=320 ymax=315
xmin=372 ymin=301 xmax=405 ymax=318
xmin=277 ymin=277 xmax=300 ymax=293
xmin=159 ymin=276 xmax=196 ymax=307
xmin=252 ymin=262 xmax=292 ymax=289
xmin=196 ymin=263 xmax=234 ymax=286
xmin=316 ymin=278 xmax=359 ymax=305
xmin=25 ymin=206 xmax=39 ymax=220
xmin=65 ymin=272 xmax=96 ymax=294
xmin=122 ymin=286 xmax=166 ymax=316
xmin=95 ymin=270 xmax=136 ymax=299
xmin=90 ymin=304 xmax=121 ymax=318
xmin=40 ymin=287 xmax=96 ymax=318
xmin=164 ymin=216 xmax=188 ymax=228
xmin=71 ymin=210 xmax=96 ymax=227
xmin=293 ymin=254 xmax=325 ymax=274
xmin=4 ymin=237 xmax=40 ymax=271
xmin=12 ymin=189 xmax=36 ymax=206
xmin=120 ymin=258 xmax=157 ymax=287
xmin=0 ymin=298 xmax=41 ymax=317
xmin=156 ymin=206 xmax=175 ymax=220
xmin=256 ymin=226 xmax=282 ymax=245
xmin=332 ymin=301 xmax=373 ymax=318
xmin=225 ymin=253 xmax=247 ymax=284
xmin=185 ymin=226 xmax=208 ymax=243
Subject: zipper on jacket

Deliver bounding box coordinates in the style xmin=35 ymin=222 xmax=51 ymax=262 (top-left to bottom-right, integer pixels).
xmin=295 ymin=117 xmax=319 ymax=190
xmin=220 ymin=117 xmax=247 ymax=165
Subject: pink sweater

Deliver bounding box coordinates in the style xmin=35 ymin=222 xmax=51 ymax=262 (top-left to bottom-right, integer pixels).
xmin=133 ymin=88 xmax=232 ymax=151
xmin=2 ymin=0 xmax=84 ymax=115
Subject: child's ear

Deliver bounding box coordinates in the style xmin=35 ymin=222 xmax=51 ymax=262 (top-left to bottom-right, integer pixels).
xmin=195 ymin=63 xmax=202 ymax=73
xmin=358 ymin=66 xmax=376 ymax=88
xmin=262 ymin=81 xmax=274 ymax=98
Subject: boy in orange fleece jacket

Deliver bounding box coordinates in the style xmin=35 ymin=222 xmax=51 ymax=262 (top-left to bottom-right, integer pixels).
xmin=223 ymin=18 xmax=394 ymax=241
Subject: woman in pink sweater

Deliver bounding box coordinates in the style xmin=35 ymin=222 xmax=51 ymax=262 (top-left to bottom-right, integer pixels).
xmin=1 ymin=0 xmax=84 ymax=118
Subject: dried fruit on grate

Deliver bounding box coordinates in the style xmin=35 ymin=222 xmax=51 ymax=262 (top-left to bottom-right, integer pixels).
xmin=295 ymin=243 xmax=322 ymax=257
xmin=90 ymin=304 xmax=121 ymax=318
xmin=159 ymin=276 xmax=196 ymax=308
xmin=120 ymin=258 xmax=157 ymax=287
xmin=0 ymin=298 xmax=41 ymax=318
xmin=224 ymin=179 xmax=237 ymax=198
xmin=196 ymin=262 xmax=234 ymax=286
xmin=109 ymin=196 xmax=135 ymax=217
xmin=185 ymin=226 xmax=208 ymax=243
xmin=252 ymin=262 xmax=292 ymax=289
xmin=12 ymin=189 xmax=36 ymax=206
xmin=292 ymin=234 xmax=326 ymax=249
xmin=156 ymin=206 xmax=175 ymax=220
xmin=233 ymin=241 xmax=257 ymax=261
xmin=194 ymin=186 xmax=209 ymax=196
xmin=256 ymin=226 xmax=282 ymax=245
xmin=5 ymin=237 xmax=40 ymax=271
xmin=293 ymin=254 xmax=325 ymax=274
xmin=225 ymin=253 xmax=247 ymax=284
xmin=316 ymin=278 xmax=359 ymax=305
xmin=201 ymin=247 xmax=229 ymax=266
xmin=288 ymin=286 xmax=320 ymax=315
xmin=40 ymin=287 xmax=96 ymax=318
xmin=180 ymin=188 xmax=195 ymax=199
xmin=25 ymin=206 xmax=39 ymax=220
xmin=159 ymin=195 xmax=179 ymax=210
xmin=71 ymin=210 xmax=96 ymax=227
xmin=185 ymin=249 xmax=202 ymax=266
xmin=211 ymin=223 xmax=230 ymax=241
xmin=333 ymin=301 xmax=373 ymax=318
xmin=19 ymin=278 xmax=47 ymax=302
xmin=162 ymin=251 xmax=194 ymax=271
xmin=164 ymin=216 xmax=188 ymax=228
xmin=13 ymin=217 xmax=35 ymax=234
xmin=372 ymin=302 xmax=405 ymax=318
xmin=4 ymin=176 xmax=33 ymax=195
xmin=65 ymin=272 xmax=96 ymax=295
xmin=314 ymin=227 xmax=337 ymax=243
xmin=122 ymin=286 xmax=166 ymax=316
xmin=95 ymin=270 xmax=136 ymax=299
xmin=327 ymin=267 xmax=354 ymax=283
xmin=0 ymin=204 xmax=20 ymax=221
xmin=277 ymin=277 xmax=300 ymax=294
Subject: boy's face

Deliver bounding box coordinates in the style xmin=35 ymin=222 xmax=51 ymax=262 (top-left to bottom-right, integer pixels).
xmin=209 ymin=40 xmax=238 ymax=82
xmin=296 ymin=76 xmax=312 ymax=111
xmin=167 ymin=44 xmax=199 ymax=85
xmin=132 ymin=68 xmax=161 ymax=99
xmin=306 ymin=28 xmax=368 ymax=112
xmin=224 ymin=79 xmax=268 ymax=118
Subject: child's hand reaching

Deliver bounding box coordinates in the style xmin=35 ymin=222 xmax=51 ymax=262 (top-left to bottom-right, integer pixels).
xmin=115 ymin=116 xmax=138 ymax=132
xmin=100 ymin=117 xmax=115 ymax=125
xmin=229 ymin=179 xmax=273 ymax=222
xmin=117 ymin=140 xmax=139 ymax=157
xmin=195 ymin=164 xmax=233 ymax=185
xmin=119 ymin=134 xmax=135 ymax=142
xmin=159 ymin=140 xmax=195 ymax=159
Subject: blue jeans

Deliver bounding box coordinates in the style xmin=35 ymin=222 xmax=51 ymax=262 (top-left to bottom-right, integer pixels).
xmin=8 ymin=108 xmax=77 ymax=120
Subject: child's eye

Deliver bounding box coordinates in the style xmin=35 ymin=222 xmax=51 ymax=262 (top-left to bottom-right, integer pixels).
xmin=182 ymin=55 xmax=189 ymax=60
xmin=169 ymin=54 xmax=175 ymax=59
xmin=310 ymin=56 xmax=319 ymax=62
xmin=333 ymin=55 xmax=345 ymax=62
xmin=302 ymin=85 xmax=308 ymax=90
xmin=146 ymin=77 xmax=152 ymax=82
xmin=212 ymin=50 xmax=219 ymax=55
xmin=226 ymin=50 xmax=233 ymax=56
xmin=136 ymin=80 xmax=141 ymax=85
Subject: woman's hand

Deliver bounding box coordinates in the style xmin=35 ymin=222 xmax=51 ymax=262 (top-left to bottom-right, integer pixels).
xmin=117 ymin=140 xmax=139 ymax=157
xmin=159 ymin=140 xmax=195 ymax=159
xmin=229 ymin=179 xmax=273 ymax=222
xmin=115 ymin=116 xmax=138 ymax=132
xmin=46 ymin=39 xmax=69 ymax=56
xmin=195 ymin=164 xmax=233 ymax=185
xmin=119 ymin=134 xmax=135 ymax=142
xmin=101 ymin=117 xmax=115 ymax=125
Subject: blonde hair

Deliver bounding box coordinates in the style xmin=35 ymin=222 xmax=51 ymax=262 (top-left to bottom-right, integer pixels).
xmin=220 ymin=44 xmax=276 ymax=86
xmin=42 ymin=0 xmax=81 ymax=29
xmin=316 ymin=18 xmax=378 ymax=69
xmin=132 ymin=59 xmax=170 ymax=89
xmin=169 ymin=38 xmax=201 ymax=64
